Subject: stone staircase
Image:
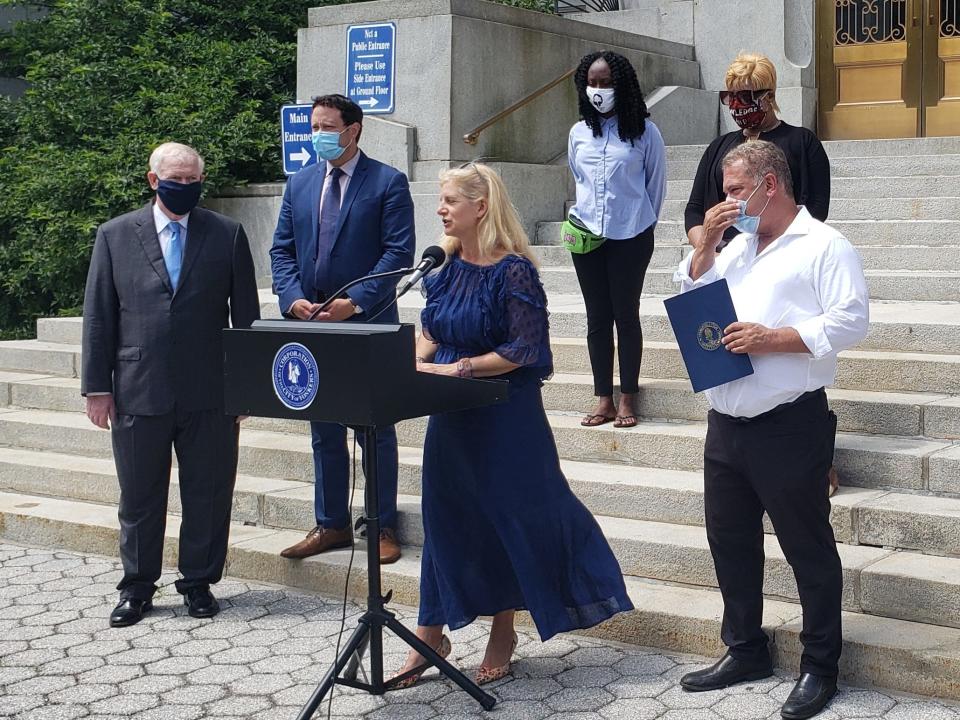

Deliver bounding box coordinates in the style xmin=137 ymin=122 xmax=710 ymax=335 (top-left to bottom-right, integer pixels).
xmin=1 ymin=137 xmax=959 ymax=700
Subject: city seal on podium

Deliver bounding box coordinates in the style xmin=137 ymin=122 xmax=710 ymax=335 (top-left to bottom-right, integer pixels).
xmin=273 ymin=342 xmax=319 ymax=410
xmin=697 ymin=321 xmax=723 ymax=351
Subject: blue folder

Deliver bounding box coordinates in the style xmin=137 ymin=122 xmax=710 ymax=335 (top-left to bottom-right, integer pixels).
xmin=663 ymin=278 xmax=754 ymax=393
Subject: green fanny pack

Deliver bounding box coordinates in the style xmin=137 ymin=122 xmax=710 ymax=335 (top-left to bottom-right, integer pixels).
xmin=561 ymin=216 xmax=605 ymax=254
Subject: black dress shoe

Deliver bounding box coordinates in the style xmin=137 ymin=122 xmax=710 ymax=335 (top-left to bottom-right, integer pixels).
xmin=183 ymin=587 xmax=220 ymax=619
xmin=781 ymin=673 xmax=837 ymax=719
xmin=680 ymin=651 xmax=773 ymax=692
xmin=109 ymin=598 xmax=153 ymax=627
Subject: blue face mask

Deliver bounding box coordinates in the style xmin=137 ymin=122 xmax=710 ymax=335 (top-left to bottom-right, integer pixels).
xmin=727 ymin=181 xmax=770 ymax=234
xmin=311 ymin=126 xmax=352 ymax=162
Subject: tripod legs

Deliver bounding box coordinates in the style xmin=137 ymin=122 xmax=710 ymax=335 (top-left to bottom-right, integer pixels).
xmin=295 ymin=609 xmax=496 ymax=719
xmin=385 ymin=615 xmax=496 ymax=710
xmin=296 ymin=620 xmax=372 ymax=720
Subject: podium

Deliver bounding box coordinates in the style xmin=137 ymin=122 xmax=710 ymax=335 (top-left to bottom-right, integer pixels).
xmin=223 ymin=320 xmax=509 ymax=716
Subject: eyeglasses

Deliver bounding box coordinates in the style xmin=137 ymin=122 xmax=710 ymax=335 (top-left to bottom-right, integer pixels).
xmin=719 ymin=89 xmax=772 ymax=106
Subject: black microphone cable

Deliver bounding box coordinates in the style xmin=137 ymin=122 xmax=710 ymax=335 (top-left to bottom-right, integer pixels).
xmin=325 ymin=432 xmax=360 ymax=720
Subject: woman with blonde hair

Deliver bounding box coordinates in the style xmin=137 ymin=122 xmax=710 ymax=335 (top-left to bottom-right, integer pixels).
xmin=391 ymin=163 xmax=632 ymax=688
xmin=685 ymin=52 xmax=830 ymax=251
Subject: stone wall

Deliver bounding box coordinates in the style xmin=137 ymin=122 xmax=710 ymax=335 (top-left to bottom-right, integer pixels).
xmin=297 ymin=0 xmax=701 ymax=167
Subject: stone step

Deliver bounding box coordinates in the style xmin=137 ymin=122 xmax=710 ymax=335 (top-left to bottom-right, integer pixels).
xmin=1 ymin=489 xmax=959 ymax=700
xmin=32 ymin=293 xmax=960 ymax=357
xmin=540 ymin=267 xmax=960 ymax=303
xmin=2 ymin=449 xmax=958 ymax=629
xmin=1 ymin=406 xmax=954 ymax=495
xmin=399 ymin=294 xmax=960 ymax=356
xmin=665 ymin=137 xmax=960 ymax=162
xmin=665 ymin=176 xmax=960 ymax=202
xmin=537 ymin=219 xmax=960 ymax=248
xmin=666 ymin=154 xmax=960 ymax=182
xmin=659 ymin=197 xmax=960 ymax=223
xmin=533 ymin=242 xmax=960 ymax=273
xmin=4 ymin=416 xmax=960 ymax=559
xmin=8 ymin=370 xmax=958 ymax=442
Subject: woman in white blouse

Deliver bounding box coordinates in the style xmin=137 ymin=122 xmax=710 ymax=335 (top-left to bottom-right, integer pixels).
xmin=568 ymin=50 xmax=666 ymax=429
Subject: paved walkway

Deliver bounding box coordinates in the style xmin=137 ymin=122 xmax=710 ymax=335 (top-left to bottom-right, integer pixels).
xmin=1 ymin=542 xmax=958 ymax=720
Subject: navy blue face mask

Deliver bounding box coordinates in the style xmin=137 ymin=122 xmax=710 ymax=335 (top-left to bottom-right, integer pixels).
xmin=157 ymin=179 xmax=202 ymax=215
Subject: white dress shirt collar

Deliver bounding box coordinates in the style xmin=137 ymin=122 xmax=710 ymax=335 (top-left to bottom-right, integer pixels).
xmin=152 ymin=200 xmax=190 ymax=235
xmin=326 ymin=150 xmax=361 ymax=179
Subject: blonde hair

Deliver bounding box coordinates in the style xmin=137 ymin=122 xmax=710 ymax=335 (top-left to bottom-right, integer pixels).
xmin=438 ymin=163 xmax=537 ymax=267
xmin=149 ymin=142 xmax=205 ymax=176
xmin=725 ymin=52 xmax=780 ymax=113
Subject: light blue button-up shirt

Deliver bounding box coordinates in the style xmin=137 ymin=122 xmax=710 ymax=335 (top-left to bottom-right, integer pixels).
xmin=568 ymin=116 xmax=666 ymax=240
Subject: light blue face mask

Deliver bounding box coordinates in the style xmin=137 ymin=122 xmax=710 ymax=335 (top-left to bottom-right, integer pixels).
xmin=727 ymin=180 xmax=771 ymax=234
xmin=311 ymin=126 xmax=351 ymax=161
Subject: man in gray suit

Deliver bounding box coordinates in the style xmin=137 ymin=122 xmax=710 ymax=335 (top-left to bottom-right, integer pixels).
xmin=81 ymin=142 xmax=260 ymax=627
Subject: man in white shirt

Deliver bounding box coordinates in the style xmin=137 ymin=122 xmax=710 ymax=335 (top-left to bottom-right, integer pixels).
xmin=674 ymin=141 xmax=869 ymax=720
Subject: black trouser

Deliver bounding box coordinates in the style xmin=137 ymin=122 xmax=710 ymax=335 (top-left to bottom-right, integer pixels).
xmin=112 ymin=408 xmax=240 ymax=600
xmin=570 ymin=226 xmax=655 ymax=396
xmin=704 ymin=389 xmax=842 ymax=677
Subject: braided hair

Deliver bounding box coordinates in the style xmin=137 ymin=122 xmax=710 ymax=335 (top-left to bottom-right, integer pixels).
xmin=574 ymin=51 xmax=649 ymax=144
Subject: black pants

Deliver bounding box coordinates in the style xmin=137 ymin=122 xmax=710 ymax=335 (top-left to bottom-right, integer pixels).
xmin=112 ymin=408 xmax=240 ymax=600
xmin=570 ymin=227 xmax=655 ymax=396
xmin=704 ymin=389 xmax=842 ymax=677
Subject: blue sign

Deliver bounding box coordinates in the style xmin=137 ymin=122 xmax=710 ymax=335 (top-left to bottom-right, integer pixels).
xmin=345 ymin=22 xmax=396 ymax=114
xmin=272 ymin=343 xmax=319 ymax=411
xmin=280 ymin=103 xmax=317 ymax=176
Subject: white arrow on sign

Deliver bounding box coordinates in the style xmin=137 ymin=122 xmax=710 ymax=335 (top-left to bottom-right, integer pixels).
xmin=288 ymin=147 xmax=312 ymax=166
xmin=357 ymin=97 xmax=379 ymax=108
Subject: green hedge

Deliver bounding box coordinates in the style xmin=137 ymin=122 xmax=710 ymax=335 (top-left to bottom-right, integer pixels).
xmin=0 ymin=0 xmax=554 ymax=338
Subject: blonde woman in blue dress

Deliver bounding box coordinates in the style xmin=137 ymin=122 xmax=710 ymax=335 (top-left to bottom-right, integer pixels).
xmin=392 ymin=163 xmax=632 ymax=688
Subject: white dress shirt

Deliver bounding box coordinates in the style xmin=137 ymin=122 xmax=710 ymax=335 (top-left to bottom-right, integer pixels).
xmin=152 ymin=201 xmax=190 ymax=264
xmin=674 ymin=207 xmax=870 ymax=418
xmin=319 ymin=151 xmax=361 ymax=215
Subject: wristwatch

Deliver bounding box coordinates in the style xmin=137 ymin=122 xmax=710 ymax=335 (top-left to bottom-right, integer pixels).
xmin=350 ymin=299 xmax=363 ymax=315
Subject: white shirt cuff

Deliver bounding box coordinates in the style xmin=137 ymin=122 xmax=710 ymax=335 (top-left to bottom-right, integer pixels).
xmin=792 ymin=317 xmax=833 ymax=359
xmin=674 ymin=254 xmax=719 ymax=292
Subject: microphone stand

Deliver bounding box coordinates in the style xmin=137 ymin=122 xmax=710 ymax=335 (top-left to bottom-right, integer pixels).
xmin=307 ymin=268 xmax=414 ymax=320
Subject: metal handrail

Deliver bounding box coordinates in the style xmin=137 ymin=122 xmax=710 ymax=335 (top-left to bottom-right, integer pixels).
xmin=462 ymin=67 xmax=576 ymax=145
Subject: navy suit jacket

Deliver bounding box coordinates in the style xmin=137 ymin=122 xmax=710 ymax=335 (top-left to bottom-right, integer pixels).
xmin=270 ymin=151 xmax=415 ymax=322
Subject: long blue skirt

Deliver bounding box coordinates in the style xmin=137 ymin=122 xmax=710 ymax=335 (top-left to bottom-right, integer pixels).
xmin=417 ymin=376 xmax=633 ymax=641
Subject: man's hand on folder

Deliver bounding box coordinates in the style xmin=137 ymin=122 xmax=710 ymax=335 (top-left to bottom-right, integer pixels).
xmin=722 ymin=322 xmax=809 ymax=355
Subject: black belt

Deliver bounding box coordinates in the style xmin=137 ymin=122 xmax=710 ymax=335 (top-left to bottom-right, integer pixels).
xmin=718 ymin=388 xmax=825 ymax=425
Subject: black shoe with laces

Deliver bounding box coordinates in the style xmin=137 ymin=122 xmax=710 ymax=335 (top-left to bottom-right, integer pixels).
xmin=183 ymin=587 xmax=220 ymax=619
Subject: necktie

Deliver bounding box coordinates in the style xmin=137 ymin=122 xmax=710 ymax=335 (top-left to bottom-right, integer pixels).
xmin=166 ymin=221 xmax=183 ymax=291
xmin=315 ymin=167 xmax=344 ymax=292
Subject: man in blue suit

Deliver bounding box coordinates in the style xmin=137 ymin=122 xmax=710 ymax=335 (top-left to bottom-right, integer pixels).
xmin=270 ymin=94 xmax=415 ymax=564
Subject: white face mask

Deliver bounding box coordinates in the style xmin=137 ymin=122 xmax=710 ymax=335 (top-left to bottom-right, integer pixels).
xmin=585 ymin=86 xmax=615 ymax=114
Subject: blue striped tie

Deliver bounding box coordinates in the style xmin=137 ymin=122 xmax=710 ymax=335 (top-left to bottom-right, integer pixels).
xmin=166 ymin=221 xmax=183 ymax=290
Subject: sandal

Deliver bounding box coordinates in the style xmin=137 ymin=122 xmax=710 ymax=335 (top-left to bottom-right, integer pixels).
xmin=581 ymin=414 xmax=615 ymax=427
xmin=389 ymin=634 xmax=452 ymax=690
xmin=476 ymin=632 xmax=518 ymax=685
xmin=614 ymin=415 xmax=638 ymax=428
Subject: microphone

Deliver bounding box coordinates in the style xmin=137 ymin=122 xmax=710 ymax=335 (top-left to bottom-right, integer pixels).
xmin=395 ymin=245 xmax=446 ymax=298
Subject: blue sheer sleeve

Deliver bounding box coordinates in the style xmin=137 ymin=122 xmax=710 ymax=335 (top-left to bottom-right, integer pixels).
xmin=494 ymin=258 xmax=548 ymax=366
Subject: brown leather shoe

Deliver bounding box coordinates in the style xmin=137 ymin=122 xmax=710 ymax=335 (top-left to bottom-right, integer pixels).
xmin=280 ymin=525 xmax=352 ymax=559
xmin=379 ymin=528 xmax=402 ymax=565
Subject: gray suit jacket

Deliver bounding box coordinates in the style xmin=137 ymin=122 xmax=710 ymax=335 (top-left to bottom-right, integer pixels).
xmin=81 ymin=202 xmax=260 ymax=415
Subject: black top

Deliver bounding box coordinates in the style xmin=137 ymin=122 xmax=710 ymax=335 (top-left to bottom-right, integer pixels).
xmin=683 ymin=122 xmax=831 ymax=241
